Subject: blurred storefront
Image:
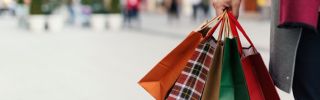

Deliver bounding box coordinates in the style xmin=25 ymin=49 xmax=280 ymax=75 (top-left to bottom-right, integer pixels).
xmin=143 ymin=0 xmax=194 ymax=16
xmin=244 ymin=0 xmax=271 ymax=12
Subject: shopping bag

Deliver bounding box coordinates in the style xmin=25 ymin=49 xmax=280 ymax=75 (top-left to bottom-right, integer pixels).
xmin=139 ymin=14 xmax=223 ymax=100
xmin=228 ymin=12 xmax=280 ymax=100
xmin=201 ymin=15 xmax=227 ymax=100
xmin=166 ymin=37 xmax=216 ymax=100
xmin=138 ymin=31 xmax=203 ymax=100
xmin=165 ymin=14 xmax=227 ymax=100
xmin=219 ymin=37 xmax=250 ymax=100
xmin=201 ymin=41 xmax=224 ymax=100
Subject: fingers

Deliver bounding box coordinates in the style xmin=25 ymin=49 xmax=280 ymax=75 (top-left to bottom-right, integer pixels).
xmin=231 ymin=7 xmax=239 ymax=19
xmin=212 ymin=0 xmax=231 ymax=16
xmin=231 ymin=0 xmax=241 ymax=19
xmin=215 ymin=8 xmax=224 ymax=17
xmin=212 ymin=0 xmax=241 ymax=18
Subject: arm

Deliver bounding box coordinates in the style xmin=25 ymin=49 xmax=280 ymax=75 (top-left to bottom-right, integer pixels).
xmin=212 ymin=0 xmax=241 ymax=18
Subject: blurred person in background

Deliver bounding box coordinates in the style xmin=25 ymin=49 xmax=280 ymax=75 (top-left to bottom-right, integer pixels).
xmin=200 ymin=0 xmax=210 ymax=18
xmin=66 ymin=0 xmax=75 ymax=25
xmin=0 ymin=0 xmax=10 ymax=15
xmin=257 ymin=0 xmax=270 ymax=20
xmin=123 ymin=0 xmax=141 ymax=28
xmin=0 ymin=0 xmax=3 ymax=15
xmin=16 ymin=0 xmax=30 ymax=29
xmin=212 ymin=0 xmax=320 ymax=99
xmin=191 ymin=0 xmax=201 ymax=21
xmin=155 ymin=0 xmax=163 ymax=10
xmin=80 ymin=0 xmax=91 ymax=27
xmin=192 ymin=0 xmax=210 ymax=21
xmin=164 ymin=0 xmax=180 ymax=22
xmin=6 ymin=0 xmax=16 ymax=16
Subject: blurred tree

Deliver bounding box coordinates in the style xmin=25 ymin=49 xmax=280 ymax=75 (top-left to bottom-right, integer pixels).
xmin=81 ymin=0 xmax=92 ymax=5
xmin=91 ymin=0 xmax=107 ymax=13
xmin=65 ymin=0 xmax=73 ymax=5
xmin=30 ymin=0 xmax=43 ymax=14
xmin=42 ymin=0 xmax=62 ymax=15
xmin=107 ymin=0 xmax=121 ymax=13
xmin=30 ymin=0 xmax=62 ymax=15
xmin=17 ymin=0 xmax=24 ymax=4
xmin=81 ymin=0 xmax=107 ymax=14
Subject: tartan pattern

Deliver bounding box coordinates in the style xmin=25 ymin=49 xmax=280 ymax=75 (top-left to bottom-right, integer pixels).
xmin=166 ymin=39 xmax=215 ymax=100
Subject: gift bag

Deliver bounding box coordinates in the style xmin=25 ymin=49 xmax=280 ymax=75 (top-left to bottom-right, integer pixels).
xmin=166 ymin=37 xmax=216 ymax=100
xmin=165 ymin=15 xmax=227 ymax=100
xmin=228 ymin=12 xmax=280 ymax=100
xmin=201 ymin=17 xmax=227 ymax=100
xmin=166 ymin=26 xmax=225 ymax=100
xmin=201 ymin=41 xmax=223 ymax=100
xmin=219 ymin=37 xmax=250 ymax=100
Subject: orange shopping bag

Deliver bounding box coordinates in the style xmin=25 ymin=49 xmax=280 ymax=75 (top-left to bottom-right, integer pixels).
xmin=138 ymin=15 xmax=223 ymax=100
xmin=138 ymin=31 xmax=203 ymax=100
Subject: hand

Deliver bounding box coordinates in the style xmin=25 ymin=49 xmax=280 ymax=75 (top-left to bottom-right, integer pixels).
xmin=212 ymin=0 xmax=241 ymax=18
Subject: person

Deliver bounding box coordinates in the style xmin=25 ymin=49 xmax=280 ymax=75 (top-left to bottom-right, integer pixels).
xmin=166 ymin=0 xmax=180 ymax=21
xmin=200 ymin=0 xmax=210 ymax=19
xmin=212 ymin=0 xmax=320 ymax=99
xmin=16 ymin=0 xmax=29 ymax=29
xmin=191 ymin=0 xmax=201 ymax=20
xmin=123 ymin=0 xmax=141 ymax=28
xmin=191 ymin=0 xmax=210 ymax=21
xmin=66 ymin=0 xmax=75 ymax=25
xmin=80 ymin=0 xmax=91 ymax=27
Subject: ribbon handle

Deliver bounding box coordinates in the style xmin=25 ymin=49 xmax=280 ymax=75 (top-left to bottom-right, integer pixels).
xmin=227 ymin=12 xmax=258 ymax=55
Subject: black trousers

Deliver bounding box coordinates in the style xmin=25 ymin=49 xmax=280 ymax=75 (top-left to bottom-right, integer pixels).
xmin=293 ymin=16 xmax=320 ymax=100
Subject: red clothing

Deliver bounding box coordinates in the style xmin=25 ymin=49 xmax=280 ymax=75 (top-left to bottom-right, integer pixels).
xmin=126 ymin=0 xmax=140 ymax=10
xmin=279 ymin=0 xmax=320 ymax=30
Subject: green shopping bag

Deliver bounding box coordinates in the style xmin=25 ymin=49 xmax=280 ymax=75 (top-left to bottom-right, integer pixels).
xmin=219 ymin=38 xmax=250 ymax=100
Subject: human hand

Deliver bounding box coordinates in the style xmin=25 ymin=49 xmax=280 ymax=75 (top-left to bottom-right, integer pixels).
xmin=212 ymin=0 xmax=241 ymax=18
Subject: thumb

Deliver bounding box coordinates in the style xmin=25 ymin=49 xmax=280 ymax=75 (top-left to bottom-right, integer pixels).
xmin=231 ymin=1 xmax=241 ymax=19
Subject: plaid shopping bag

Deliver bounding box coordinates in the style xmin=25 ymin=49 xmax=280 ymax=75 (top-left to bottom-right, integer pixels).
xmin=201 ymin=41 xmax=224 ymax=100
xmin=166 ymin=38 xmax=216 ymax=100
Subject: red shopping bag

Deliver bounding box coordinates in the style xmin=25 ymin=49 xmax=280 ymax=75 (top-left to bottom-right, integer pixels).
xmin=228 ymin=12 xmax=280 ymax=100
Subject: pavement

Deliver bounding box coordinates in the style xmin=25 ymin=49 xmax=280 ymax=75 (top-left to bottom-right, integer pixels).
xmin=0 ymin=13 xmax=293 ymax=100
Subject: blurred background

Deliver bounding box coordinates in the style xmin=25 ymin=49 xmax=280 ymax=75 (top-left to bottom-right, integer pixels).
xmin=0 ymin=0 xmax=293 ymax=99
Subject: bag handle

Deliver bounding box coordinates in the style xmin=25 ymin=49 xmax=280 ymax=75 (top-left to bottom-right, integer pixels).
xmin=227 ymin=12 xmax=244 ymax=55
xmin=227 ymin=12 xmax=258 ymax=55
xmin=204 ymin=11 xmax=227 ymax=41
xmin=198 ymin=12 xmax=225 ymax=31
